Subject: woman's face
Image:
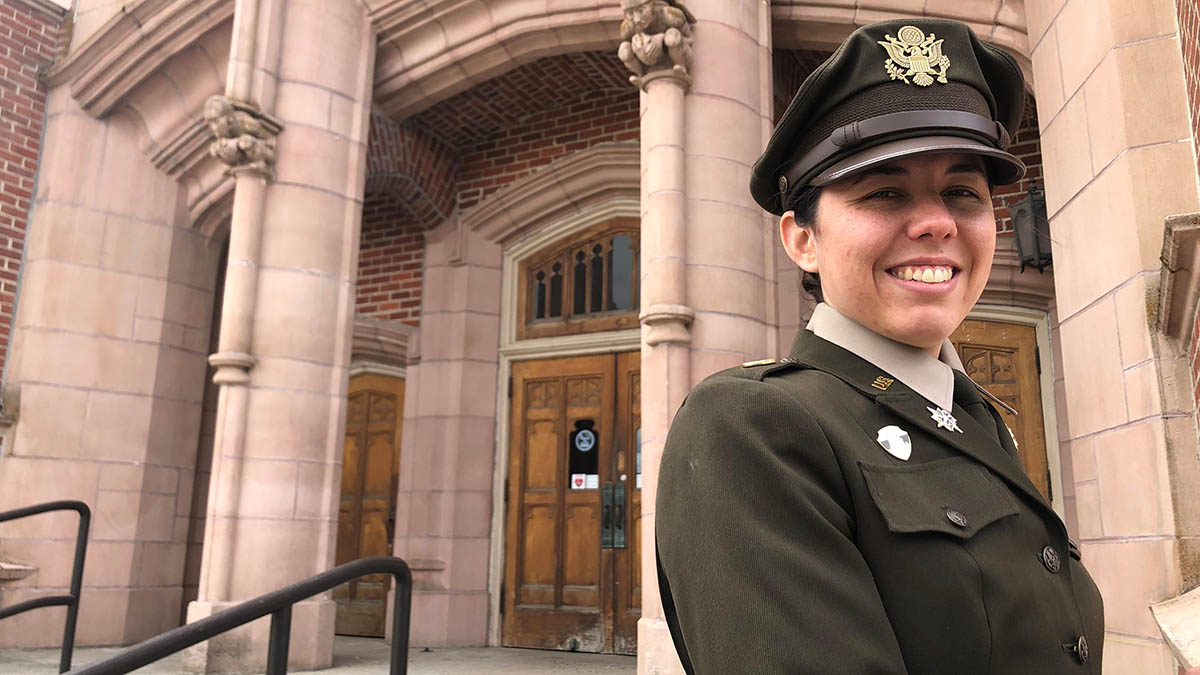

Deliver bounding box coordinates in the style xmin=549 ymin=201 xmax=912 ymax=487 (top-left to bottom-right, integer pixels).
xmin=780 ymin=152 xmax=996 ymax=355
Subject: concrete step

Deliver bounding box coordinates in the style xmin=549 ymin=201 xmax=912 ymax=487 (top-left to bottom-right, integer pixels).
xmin=0 ymin=636 xmax=637 ymax=674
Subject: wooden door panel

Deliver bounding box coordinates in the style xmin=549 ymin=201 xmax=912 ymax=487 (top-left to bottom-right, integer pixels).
xmin=504 ymin=354 xmax=614 ymax=652
xmin=612 ymin=352 xmax=641 ymax=655
xmin=525 ymin=417 xmax=559 ymax=490
xmin=952 ymin=320 xmax=1050 ymax=501
xmin=336 ymin=375 xmax=404 ymax=637
xmin=562 ymin=500 xmax=602 ymax=607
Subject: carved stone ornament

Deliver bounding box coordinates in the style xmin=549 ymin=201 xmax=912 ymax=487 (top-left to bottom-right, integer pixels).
xmin=617 ymin=0 xmax=696 ymax=89
xmin=203 ymin=95 xmax=283 ymax=179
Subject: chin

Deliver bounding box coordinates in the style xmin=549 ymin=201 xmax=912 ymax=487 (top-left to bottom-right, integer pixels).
xmin=882 ymin=318 xmax=956 ymax=351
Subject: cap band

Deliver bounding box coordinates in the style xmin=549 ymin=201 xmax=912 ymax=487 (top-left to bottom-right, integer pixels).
xmin=782 ymin=110 xmax=1009 ymax=190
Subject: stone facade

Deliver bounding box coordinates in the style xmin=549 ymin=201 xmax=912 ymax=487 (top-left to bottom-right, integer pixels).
xmin=0 ymin=1 xmax=1199 ymax=674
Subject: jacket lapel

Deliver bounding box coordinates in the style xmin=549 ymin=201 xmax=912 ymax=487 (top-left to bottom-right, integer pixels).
xmin=789 ymin=330 xmax=1056 ymax=517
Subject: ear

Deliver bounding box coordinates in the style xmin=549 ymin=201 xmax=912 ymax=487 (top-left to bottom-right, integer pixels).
xmin=779 ymin=211 xmax=820 ymax=274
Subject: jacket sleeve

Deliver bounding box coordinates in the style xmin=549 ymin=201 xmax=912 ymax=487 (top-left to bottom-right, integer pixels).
xmin=656 ymin=375 xmax=908 ymax=674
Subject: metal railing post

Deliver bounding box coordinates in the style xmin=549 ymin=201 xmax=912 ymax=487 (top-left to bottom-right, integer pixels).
xmin=264 ymin=605 xmax=292 ymax=675
xmin=69 ymin=556 xmax=412 ymax=675
xmin=0 ymin=500 xmax=91 ymax=674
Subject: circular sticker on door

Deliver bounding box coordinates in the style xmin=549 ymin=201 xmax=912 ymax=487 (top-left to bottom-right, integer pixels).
xmin=574 ymin=429 xmax=595 ymax=452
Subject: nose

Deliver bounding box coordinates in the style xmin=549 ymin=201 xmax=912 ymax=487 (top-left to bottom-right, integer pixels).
xmin=906 ymin=194 xmax=958 ymax=240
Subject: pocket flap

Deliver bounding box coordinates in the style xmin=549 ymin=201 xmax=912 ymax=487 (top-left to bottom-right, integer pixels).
xmin=859 ymin=456 xmax=1019 ymax=539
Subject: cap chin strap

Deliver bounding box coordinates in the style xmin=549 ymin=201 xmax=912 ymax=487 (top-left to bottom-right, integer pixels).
xmin=780 ymin=110 xmax=1010 ymax=193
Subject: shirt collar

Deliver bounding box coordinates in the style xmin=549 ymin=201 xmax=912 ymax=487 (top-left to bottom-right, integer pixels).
xmin=804 ymin=303 xmax=964 ymax=410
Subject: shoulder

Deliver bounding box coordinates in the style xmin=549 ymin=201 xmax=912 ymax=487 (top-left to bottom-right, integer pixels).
xmin=682 ymin=357 xmax=852 ymax=412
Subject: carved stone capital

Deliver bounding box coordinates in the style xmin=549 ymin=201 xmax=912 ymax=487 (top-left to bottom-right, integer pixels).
xmin=617 ymin=0 xmax=696 ymax=90
xmin=209 ymin=351 xmax=257 ymax=385
xmin=203 ymin=95 xmax=283 ymax=180
xmin=640 ymin=303 xmax=694 ymax=345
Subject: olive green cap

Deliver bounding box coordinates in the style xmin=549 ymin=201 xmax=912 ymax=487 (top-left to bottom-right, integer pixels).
xmin=751 ymin=18 xmax=1026 ymax=216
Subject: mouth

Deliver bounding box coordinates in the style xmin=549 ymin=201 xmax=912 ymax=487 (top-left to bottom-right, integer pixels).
xmin=885 ymin=264 xmax=959 ymax=284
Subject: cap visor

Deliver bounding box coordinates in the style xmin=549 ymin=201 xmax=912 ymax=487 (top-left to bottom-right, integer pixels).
xmin=810 ymin=135 xmax=1026 ymax=187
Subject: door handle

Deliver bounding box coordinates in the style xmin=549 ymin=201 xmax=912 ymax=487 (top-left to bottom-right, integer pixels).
xmin=612 ymin=481 xmax=626 ymax=549
xmin=601 ymin=483 xmax=614 ymax=548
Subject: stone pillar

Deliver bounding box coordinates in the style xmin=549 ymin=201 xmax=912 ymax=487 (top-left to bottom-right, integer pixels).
xmin=1027 ymin=0 xmax=1200 ymax=671
xmin=184 ymin=0 xmax=375 ymax=671
xmin=623 ymin=1 xmax=775 ymax=672
xmin=0 ymin=88 xmax=219 ymax=647
xmin=390 ymin=219 xmax=501 ymax=646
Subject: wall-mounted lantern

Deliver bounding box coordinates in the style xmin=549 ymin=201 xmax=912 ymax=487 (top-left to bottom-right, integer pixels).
xmin=1010 ymin=181 xmax=1053 ymax=273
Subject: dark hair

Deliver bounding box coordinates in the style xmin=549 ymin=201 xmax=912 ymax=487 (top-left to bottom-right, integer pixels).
xmin=784 ymin=185 xmax=824 ymax=303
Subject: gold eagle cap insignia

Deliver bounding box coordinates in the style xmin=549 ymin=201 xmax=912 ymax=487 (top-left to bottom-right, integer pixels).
xmin=878 ymin=25 xmax=950 ymax=87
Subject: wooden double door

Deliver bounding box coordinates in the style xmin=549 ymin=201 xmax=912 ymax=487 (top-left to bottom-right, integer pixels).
xmin=503 ymin=352 xmax=641 ymax=654
xmin=951 ymin=319 xmax=1052 ymax=502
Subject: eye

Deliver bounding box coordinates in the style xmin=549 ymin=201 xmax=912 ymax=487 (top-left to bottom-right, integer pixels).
xmin=864 ymin=188 xmax=903 ymax=200
xmin=943 ymin=187 xmax=983 ymax=200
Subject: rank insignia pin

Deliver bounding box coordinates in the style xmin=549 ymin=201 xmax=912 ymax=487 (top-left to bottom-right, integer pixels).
xmin=876 ymin=425 xmax=911 ymax=461
xmin=927 ymin=406 xmax=963 ymax=433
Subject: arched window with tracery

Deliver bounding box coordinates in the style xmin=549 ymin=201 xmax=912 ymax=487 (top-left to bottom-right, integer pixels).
xmin=519 ymin=218 xmax=640 ymax=339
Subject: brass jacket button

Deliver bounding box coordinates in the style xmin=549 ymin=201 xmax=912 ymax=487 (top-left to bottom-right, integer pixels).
xmin=1074 ymin=635 xmax=1089 ymax=663
xmin=1041 ymin=545 xmax=1061 ymax=573
xmin=945 ymin=509 xmax=968 ymax=528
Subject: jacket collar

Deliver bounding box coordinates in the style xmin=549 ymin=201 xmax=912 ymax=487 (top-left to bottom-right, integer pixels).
xmin=804 ymin=303 xmax=963 ymax=410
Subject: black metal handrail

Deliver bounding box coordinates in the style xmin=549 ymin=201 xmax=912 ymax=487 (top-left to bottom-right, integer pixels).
xmin=0 ymin=499 xmax=91 ymax=674
xmin=69 ymin=555 xmax=413 ymax=675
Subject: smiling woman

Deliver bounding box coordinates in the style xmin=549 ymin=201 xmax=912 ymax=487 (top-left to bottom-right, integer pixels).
xmin=655 ymin=17 xmax=1105 ymax=675
xmin=783 ymin=153 xmax=996 ymax=355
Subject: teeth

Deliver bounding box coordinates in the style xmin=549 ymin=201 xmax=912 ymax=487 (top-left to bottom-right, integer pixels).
xmin=890 ymin=266 xmax=954 ymax=284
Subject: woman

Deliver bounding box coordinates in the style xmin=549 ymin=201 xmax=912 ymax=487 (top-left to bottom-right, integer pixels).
xmin=655 ymin=18 xmax=1104 ymax=675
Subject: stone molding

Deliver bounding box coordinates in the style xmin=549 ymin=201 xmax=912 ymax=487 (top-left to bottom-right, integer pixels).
xmin=13 ymin=0 xmax=68 ymax=20
xmin=45 ymin=0 xmax=234 ymax=117
xmin=978 ymin=236 xmax=1057 ymax=313
xmin=208 ymin=351 xmax=256 ymax=385
xmin=618 ymin=0 xmax=695 ymax=90
xmin=639 ymin=302 xmax=695 ymax=345
xmin=461 ymin=143 xmax=639 ymax=245
xmin=350 ymin=317 xmax=413 ymax=371
xmin=769 ymin=2 xmax=1032 ymax=77
xmin=1156 ymin=212 xmax=1200 ymax=344
xmin=0 ymin=560 xmax=36 ymax=583
xmin=204 ymin=95 xmax=282 ymax=179
xmin=372 ymin=0 xmax=622 ymax=119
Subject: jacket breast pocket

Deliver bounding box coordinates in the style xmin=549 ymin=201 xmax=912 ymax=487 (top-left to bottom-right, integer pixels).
xmin=859 ymin=456 xmax=1019 ymax=539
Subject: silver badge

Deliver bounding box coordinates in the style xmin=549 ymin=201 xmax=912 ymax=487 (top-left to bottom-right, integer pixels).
xmin=876 ymin=425 xmax=911 ymax=461
xmin=927 ymin=406 xmax=963 ymax=433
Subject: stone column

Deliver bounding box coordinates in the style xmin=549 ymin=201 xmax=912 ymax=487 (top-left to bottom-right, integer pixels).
xmin=391 ymin=219 xmax=501 ymax=647
xmin=184 ymin=0 xmax=375 ymax=671
xmin=624 ymin=1 xmax=776 ymax=673
xmin=1027 ymin=0 xmax=1200 ymax=671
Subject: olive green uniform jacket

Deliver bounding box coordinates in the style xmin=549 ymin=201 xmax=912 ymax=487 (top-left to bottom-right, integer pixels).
xmin=656 ymin=330 xmax=1104 ymax=674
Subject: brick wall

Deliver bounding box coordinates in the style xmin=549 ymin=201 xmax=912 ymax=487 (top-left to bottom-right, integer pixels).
xmin=356 ymin=192 xmax=424 ymax=324
xmin=454 ymin=93 xmax=638 ymax=212
xmin=1177 ymin=0 xmax=1200 ymax=180
xmin=407 ymin=52 xmax=639 ymax=213
xmin=0 ymin=0 xmax=63 ymax=375
xmin=356 ymin=53 xmax=640 ymax=323
xmin=990 ymin=95 xmax=1044 ymax=236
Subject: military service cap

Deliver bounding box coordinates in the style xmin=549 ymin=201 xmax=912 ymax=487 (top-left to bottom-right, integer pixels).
xmin=751 ymin=18 xmax=1026 ymax=215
